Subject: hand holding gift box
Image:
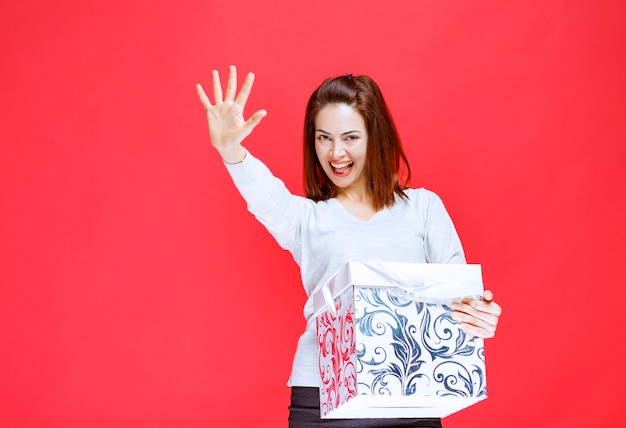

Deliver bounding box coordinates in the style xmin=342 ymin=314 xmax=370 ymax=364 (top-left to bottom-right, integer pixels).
xmin=314 ymin=260 xmax=500 ymax=419
xmin=451 ymin=289 xmax=501 ymax=339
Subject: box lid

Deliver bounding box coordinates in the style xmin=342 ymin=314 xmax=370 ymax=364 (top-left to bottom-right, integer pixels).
xmin=313 ymin=260 xmax=483 ymax=316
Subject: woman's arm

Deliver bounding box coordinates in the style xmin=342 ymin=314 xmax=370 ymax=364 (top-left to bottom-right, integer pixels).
xmin=422 ymin=190 xmax=502 ymax=338
xmin=196 ymin=66 xmax=309 ymax=254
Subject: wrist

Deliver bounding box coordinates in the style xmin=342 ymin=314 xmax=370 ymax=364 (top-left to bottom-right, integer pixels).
xmin=220 ymin=146 xmax=247 ymax=164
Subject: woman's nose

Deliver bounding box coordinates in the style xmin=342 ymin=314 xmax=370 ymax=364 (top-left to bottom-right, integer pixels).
xmin=330 ymin=142 xmax=346 ymax=158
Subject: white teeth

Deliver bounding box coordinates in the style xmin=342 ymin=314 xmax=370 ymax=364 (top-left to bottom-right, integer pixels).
xmin=331 ymin=162 xmax=352 ymax=168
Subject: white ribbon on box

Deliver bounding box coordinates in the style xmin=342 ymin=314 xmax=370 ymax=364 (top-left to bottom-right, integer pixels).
xmin=313 ymin=260 xmax=487 ymax=419
xmin=313 ymin=259 xmax=484 ymax=316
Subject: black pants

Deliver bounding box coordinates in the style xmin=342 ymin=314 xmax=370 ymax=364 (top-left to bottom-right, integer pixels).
xmin=288 ymin=387 xmax=442 ymax=428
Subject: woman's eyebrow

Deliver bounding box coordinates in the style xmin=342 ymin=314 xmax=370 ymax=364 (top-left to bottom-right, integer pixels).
xmin=314 ymin=129 xmax=362 ymax=135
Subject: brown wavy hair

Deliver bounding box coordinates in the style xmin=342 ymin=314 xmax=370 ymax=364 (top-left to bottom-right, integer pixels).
xmin=303 ymin=74 xmax=411 ymax=211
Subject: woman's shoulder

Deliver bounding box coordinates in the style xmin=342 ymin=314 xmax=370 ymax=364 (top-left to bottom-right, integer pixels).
xmin=399 ymin=188 xmax=450 ymax=218
xmin=403 ymin=187 xmax=444 ymax=203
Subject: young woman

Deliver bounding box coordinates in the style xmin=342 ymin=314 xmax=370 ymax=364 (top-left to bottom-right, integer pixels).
xmin=196 ymin=66 xmax=502 ymax=427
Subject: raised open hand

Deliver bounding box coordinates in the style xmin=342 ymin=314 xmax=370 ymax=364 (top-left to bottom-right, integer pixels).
xmin=196 ymin=65 xmax=267 ymax=163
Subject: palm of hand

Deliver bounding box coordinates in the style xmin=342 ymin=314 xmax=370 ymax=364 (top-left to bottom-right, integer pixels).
xmin=206 ymin=101 xmax=248 ymax=149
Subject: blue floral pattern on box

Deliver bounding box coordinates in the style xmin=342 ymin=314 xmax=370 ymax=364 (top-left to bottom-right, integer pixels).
xmin=356 ymin=287 xmax=486 ymax=398
xmin=317 ymin=286 xmax=486 ymax=418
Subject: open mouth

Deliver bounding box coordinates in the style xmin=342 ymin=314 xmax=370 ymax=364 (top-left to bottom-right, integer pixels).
xmin=330 ymin=161 xmax=353 ymax=176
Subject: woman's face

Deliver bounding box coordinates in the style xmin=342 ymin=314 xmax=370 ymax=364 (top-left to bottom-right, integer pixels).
xmin=314 ymin=103 xmax=368 ymax=195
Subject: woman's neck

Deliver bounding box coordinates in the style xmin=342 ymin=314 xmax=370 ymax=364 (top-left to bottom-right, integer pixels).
xmin=336 ymin=189 xmax=377 ymax=221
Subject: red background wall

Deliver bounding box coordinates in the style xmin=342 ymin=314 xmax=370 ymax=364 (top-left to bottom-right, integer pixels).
xmin=1 ymin=0 xmax=625 ymax=427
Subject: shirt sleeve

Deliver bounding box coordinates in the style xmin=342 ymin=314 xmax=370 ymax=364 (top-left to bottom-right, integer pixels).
xmin=224 ymin=149 xmax=310 ymax=253
xmin=422 ymin=190 xmax=466 ymax=264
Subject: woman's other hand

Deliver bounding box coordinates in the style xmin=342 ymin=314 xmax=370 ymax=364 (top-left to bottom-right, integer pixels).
xmin=196 ymin=65 xmax=267 ymax=163
xmin=451 ymin=290 xmax=502 ymax=338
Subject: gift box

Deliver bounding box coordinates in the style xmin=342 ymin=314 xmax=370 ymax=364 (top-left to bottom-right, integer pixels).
xmin=313 ymin=260 xmax=487 ymax=419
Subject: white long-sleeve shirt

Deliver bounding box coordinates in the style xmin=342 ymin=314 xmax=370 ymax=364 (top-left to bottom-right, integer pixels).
xmin=225 ymin=150 xmax=465 ymax=387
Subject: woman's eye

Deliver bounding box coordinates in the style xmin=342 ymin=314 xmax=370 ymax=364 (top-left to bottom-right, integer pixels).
xmin=318 ymin=135 xmax=330 ymax=141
